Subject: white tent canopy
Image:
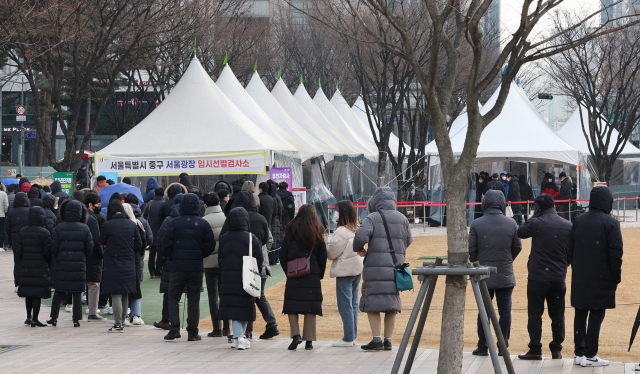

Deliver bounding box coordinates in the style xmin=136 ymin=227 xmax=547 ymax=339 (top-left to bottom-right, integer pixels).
xmin=330 ymin=91 xmax=378 ymax=152
xmin=98 ymin=58 xmax=295 ymax=157
xmin=426 ymin=82 xmax=580 ymax=165
xmin=245 ymin=72 xmax=339 ymax=155
xmin=216 ymin=65 xmax=299 ymax=152
xmin=294 ymin=84 xmax=372 ymax=156
xmin=558 ymin=106 xmax=640 ymax=158
xmin=271 ymin=79 xmax=352 ymax=156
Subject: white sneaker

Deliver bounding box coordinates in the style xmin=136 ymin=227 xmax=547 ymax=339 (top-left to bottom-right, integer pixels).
xmin=65 ymin=305 xmax=72 ymax=313
xmin=231 ymin=338 xmax=238 ymax=349
xmin=581 ymin=356 xmax=609 ymax=367
xmin=237 ymin=337 xmax=247 ymax=350
xmin=332 ymin=338 xmax=355 ymax=347
xmin=123 ymin=319 xmax=131 ymax=327
xmin=132 ymin=316 xmax=145 ymax=326
xmin=245 ymin=339 xmax=251 ymax=349
xmin=574 ymin=356 xmax=584 ymax=365
xmin=86 ymin=307 xmax=101 ymax=314
xmin=0 ymin=247 xmax=5 ymax=252
xmin=103 ymin=306 xmax=113 ymax=315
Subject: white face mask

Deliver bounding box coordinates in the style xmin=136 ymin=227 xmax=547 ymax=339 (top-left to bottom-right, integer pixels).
xmin=501 ymin=176 xmax=506 ymax=181
xmin=548 ymin=178 xmax=552 ymax=183
xmin=478 ymin=179 xmax=484 ymax=184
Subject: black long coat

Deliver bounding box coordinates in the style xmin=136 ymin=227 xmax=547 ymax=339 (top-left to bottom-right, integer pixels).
xmin=156 ymin=194 xmax=182 ymax=294
xmin=85 ymin=211 xmax=104 ymax=283
xmin=269 ymin=182 xmax=283 ymax=245
xmin=221 ymin=191 xmax=270 ymax=249
xmin=569 ymin=186 xmax=623 ymax=309
xmin=51 ymin=200 xmax=93 ymax=293
xmin=218 ymin=208 xmax=263 ymax=322
xmin=8 ymin=192 xmax=30 ymax=286
xmin=15 ymin=207 xmax=52 ymax=299
xmin=280 ymin=235 xmax=327 ymax=316
xmin=42 ymin=194 xmax=58 ymax=234
xmin=507 ymin=177 xmax=522 ymax=213
xmin=277 ymin=188 xmax=296 ymax=228
xmin=258 ymin=192 xmax=274 ymax=228
xmin=100 ymin=213 xmax=142 ymax=295
xmin=28 ymin=187 xmax=42 ymax=207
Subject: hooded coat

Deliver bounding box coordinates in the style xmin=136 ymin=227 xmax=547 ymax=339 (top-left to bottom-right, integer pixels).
xmin=569 ymin=186 xmax=623 ymax=309
xmin=214 ymin=180 xmax=231 ymax=193
xmin=485 ymin=178 xmax=505 ymax=196
xmin=277 ymin=187 xmax=296 ymax=228
xmin=50 ymin=181 xmax=69 ymax=200
xmin=15 ymin=207 xmax=52 ymax=299
xmin=269 ymin=182 xmax=283 ymax=245
xmin=8 ymin=192 xmax=30 ymax=286
xmin=143 ymin=177 xmax=159 ymax=203
xmin=28 ymin=187 xmax=42 ymax=207
xmin=507 ymin=176 xmax=522 ymax=213
xmin=131 ymin=204 xmax=153 ymax=249
xmin=518 ymin=175 xmax=533 ymax=204
xmin=100 ymin=211 xmax=141 ymax=295
xmin=41 ymin=194 xmax=58 ymax=234
xmin=51 ymin=200 xmax=93 ymax=293
xmin=242 ymin=181 xmax=260 ymax=208
xmin=179 ymin=174 xmax=195 ymax=189
xmin=258 ymin=190 xmax=274 ymax=229
xmin=85 ymin=209 xmax=104 ymax=283
xmin=541 ymin=175 xmax=559 ymax=198
xmin=469 ymin=190 xmax=522 ymax=289
xmin=202 ymin=205 xmax=226 ymax=269
xmin=143 ymin=194 xmax=165 ymax=244
xmin=163 ymin=193 xmax=215 ymax=273
xmin=157 ymin=194 xmax=183 ymax=293
xmin=353 ymin=187 xmax=412 ymax=313
xmin=158 ymin=183 xmax=187 ymax=225
xmin=218 ymin=208 xmax=263 ymax=322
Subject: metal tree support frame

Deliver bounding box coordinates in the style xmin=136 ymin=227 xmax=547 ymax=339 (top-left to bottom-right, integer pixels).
xmin=391 ymin=260 xmax=515 ymax=374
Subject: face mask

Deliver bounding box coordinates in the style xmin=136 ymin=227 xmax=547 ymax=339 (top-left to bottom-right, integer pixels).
xmin=93 ymin=205 xmax=102 ymax=214
xmin=501 ymin=176 xmax=506 ymax=181
xmin=478 ymin=179 xmax=483 ymax=184
xmin=548 ymin=178 xmax=552 ymax=183
xmin=507 ymin=178 xmax=511 ymax=182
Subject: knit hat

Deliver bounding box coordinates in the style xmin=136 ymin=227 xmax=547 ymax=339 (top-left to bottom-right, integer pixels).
xmin=20 ymin=182 xmax=31 ymax=193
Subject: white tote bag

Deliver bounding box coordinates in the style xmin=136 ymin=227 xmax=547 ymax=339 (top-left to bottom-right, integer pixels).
xmin=505 ymin=205 xmax=514 ymax=218
xmin=242 ymin=233 xmax=262 ymax=298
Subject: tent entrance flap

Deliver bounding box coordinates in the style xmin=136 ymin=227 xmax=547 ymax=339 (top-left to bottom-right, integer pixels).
xmin=95 ymin=152 xmax=267 ymax=176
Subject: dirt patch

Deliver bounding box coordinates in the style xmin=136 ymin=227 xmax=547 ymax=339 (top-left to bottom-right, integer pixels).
xmin=200 ymin=228 xmax=640 ymax=362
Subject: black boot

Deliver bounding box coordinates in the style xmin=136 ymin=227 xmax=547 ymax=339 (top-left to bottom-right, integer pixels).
xmin=46 ymin=318 xmax=57 ymax=327
xmin=259 ymin=325 xmax=280 ymax=340
xmin=305 ymin=341 xmax=313 ymax=350
xmin=164 ymin=330 xmax=181 ymax=340
xmin=31 ymin=320 xmax=47 ymax=327
xmin=361 ymin=340 xmax=384 ymax=351
xmin=73 ymin=320 xmax=80 ymax=327
xmin=288 ymin=335 xmax=302 ymax=350
xmin=472 ymin=347 xmax=488 ymax=356
xmin=24 ymin=318 xmax=31 ymax=325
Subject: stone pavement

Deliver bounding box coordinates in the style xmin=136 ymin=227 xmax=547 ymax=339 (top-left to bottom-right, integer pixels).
xmin=0 ymin=251 xmax=638 ymax=373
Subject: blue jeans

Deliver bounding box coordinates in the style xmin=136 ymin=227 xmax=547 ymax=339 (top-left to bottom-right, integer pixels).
xmin=336 ymin=275 xmax=361 ymax=342
xmin=130 ymin=298 xmax=141 ymax=317
xmin=233 ymin=320 xmax=248 ymax=338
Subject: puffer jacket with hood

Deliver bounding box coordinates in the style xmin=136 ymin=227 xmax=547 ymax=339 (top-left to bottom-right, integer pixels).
xmin=507 ymin=176 xmax=522 ymax=213
xmin=203 ymin=205 xmax=226 ymax=269
xmin=158 ymin=183 xmax=187 ymax=225
xmin=469 ymin=190 xmax=522 ymax=289
xmin=277 ymin=187 xmax=296 ymax=228
xmin=15 ymin=206 xmax=52 ymax=299
xmin=328 ymin=225 xmax=363 ymax=278
xmin=258 ymin=185 xmax=274 ymax=229
xmin=157 ymin=194 xmax=183 ymax=293
xmin=85 ymin=208 xmax=104 ymax=283
xmin=100 ymin=210 xmax=141 ymax=295
xmin=131 ymin=204 xmax=153 ymax=248
xmin=7 ymin=191 xmax=15 ymax=212
xmin=50 ymin=180 xmax=69 ymax=200
xmin=28 ymin=187 xmax=42 ymax=207
xmin=242 ymin=180 xmax=260 ymax=208
xmin=51 ymin=200 xmax=93 ymax=293
xmin=41 ymin=194 xmax=58 ymax=234
xmin=269 ymin=181 xmax=283 ymax=245
xmin=541 ymin=174 xmax=559 ymax=198
xmin=143 ymin=194 xmax=165 ymax=244
xmin=557 ymin=176 xmax=573 ymax=202
xmin=143 ymin=177 xmax=159 ymax=203
xmin=179 ymin=174 xmax=195 ymax=189
xmin=569 ymin=186 xmax=623 ymax=309
xmin=353 ymin=187 xmax=413 ymax=313
xmin=7 ymin=192 xmax=30 ymax=246
xmin=218 ymin=207 xmax=263 ymax=322
xmin=214 ymin=180 xmax=231 ymax=193
xmin=163 ymin=193 xmax=215 ymax=273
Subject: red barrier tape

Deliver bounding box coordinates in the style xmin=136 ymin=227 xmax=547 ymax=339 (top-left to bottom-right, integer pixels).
xmin=328 ymin=197 xmax=637 ymax=209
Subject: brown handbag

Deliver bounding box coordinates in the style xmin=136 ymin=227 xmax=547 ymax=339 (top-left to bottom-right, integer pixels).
xmin=286 ymin=245 xmax=314 ymax=278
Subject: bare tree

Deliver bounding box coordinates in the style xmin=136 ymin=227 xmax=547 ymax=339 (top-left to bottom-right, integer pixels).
xmin=300 ymin=0 xmax=640 ymax=372
xmin=549 ymin=25 xmax=640 ymax=183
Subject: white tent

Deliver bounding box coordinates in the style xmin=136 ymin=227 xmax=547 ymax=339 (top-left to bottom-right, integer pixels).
xmin=313 ymin=88 xmax=378 ymax=156
xmin=330 ymin=91 xmax=378 ymax=152
xmin=216 ymin=65 xmax=300 ymax=153
xmin=245 ymin=72 xmax=339 ymax=155
xmin=271 ymin=79 xmax=353 ymax=156
xmin=294 ymin=84 xmax=374 ymax=156
xmin=426 ymin=82 xmax=580 ymax=165
xmin=558 ymin=106 xmax=640 ymax=158
xmin=98 ymin=58 xmax=295 ymax=157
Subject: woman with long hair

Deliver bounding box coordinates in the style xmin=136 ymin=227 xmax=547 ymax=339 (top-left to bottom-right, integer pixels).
xmin=327 ymin=200 xmax=363 ymax=347
xmin=122 ymin=203 xmax=147 ymax=326
xmin=280 ymin=204 xmax=328 ymax=351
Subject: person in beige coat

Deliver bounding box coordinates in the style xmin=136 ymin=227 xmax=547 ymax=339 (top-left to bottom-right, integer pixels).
xmin=202 ymin=192 xmax=228 ymax=337
xmin=328 ymin=200 xmax=364 ymax=347
xmin=0 ymin=187 xmax=9 ymax=252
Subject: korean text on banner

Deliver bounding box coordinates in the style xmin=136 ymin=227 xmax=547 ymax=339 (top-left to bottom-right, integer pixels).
xmin=270 ymin=167 xmax=293 ymax=191
xmin=94 ymin=153 xmax=266 ymax=176
xmin=53 ymin=172 xmax=74 ymax=196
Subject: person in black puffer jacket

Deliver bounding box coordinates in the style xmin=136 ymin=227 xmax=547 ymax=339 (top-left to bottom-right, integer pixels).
xmin=518 ymin=175 xmax=534 ymax=221
xmin=163 ymin=193 xmax=215 ymax=340
xmin=158 ymin=183 xmax=187 ymax=226
xmin=7 ymin=192 xmax=30 ymax=289
xmin=277 ymin=182 xmax=296 ymax=229
xmin=100 ymin=201 xmax=142 ymax=332
xmin=41 ymin=194 xmax=58 ymax=233
xmin=28 ymin=187 xmax=42 ymax=207
xmin=126 ymin=194 xmax=153 ymax=278
xmin=15 ymin=206 xmax=52 ymax=327
xmin=218 ymin=207 xmax=263 ymax=349
xmin=258 ymin=182 xmax=274 ymax=228
xmin=506 ymin=173 xmax=522 ymax=226
xmin=143 ymin=186 xmax=165 ymax=278
xmin=153 ymin=193 xmax=183 ymax=330
xmin=268 ymin=180 xmax=283 ymax=265
xmin=50 ymin=180 xmax=69 ymax=201
xmin=83 ymin=192 xmax=105 ymax=321
xmin=49 ymin=199 xmax=93 ymax=327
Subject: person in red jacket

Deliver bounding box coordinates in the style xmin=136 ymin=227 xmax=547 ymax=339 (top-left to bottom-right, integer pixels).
xmin=541 ymin=173 xmax=559 ymax=198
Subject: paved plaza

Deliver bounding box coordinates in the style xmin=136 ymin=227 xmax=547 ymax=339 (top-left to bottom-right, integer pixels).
xmin=0 ymin=252 xmax=638 ymax=373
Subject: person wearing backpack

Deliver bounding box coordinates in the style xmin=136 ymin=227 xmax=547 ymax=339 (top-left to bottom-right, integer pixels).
xmin=353 ymin=187 xmax=412 ymax=351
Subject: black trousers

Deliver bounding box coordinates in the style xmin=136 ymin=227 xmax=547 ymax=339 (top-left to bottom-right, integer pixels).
xmin=25 ymin=297 xmax=41 ymax=320
xmin=204 ymin=268 xmax=229 ymax=331
xmin=526 ymin=280 xmax=566 ymax=355
xmin=161 ymin=293 xmax=170 ymax=323
xmin=168 ymin=271 xmax=202 ymax=337
xmin=50 ymin=291 xmax=82 ymax=321
xmin=477 ymin=287 xmax=513 ymax=349
xmin=147 ymin=245 xmax=161 ymax=276
xmin=574 ymin=308 xmax=606 ymax=358
xmin=247 ymin=277 xmax=277 ymax=333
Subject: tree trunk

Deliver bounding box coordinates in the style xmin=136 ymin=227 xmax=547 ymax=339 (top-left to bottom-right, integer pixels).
xmin=377 ymin=150 xmax=388 ymax=187
xmin=84 ymin=93 xmax=91 ymax=138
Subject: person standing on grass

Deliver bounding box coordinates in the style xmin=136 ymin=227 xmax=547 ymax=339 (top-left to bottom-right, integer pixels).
xmin=100 ymin=201 xmax=141 ymax=332
xmin=328 ymin=200 xmax=363 ymax=347
xmin=568 ymin=186 xmax=623 ymax=367
xmin=218 ymin=207 xmax=263 ymax=350
xmin=15 ymin=206 xmax=51 ymax=327
xmin=516 ymin=194 xmax=572 ymax=361
xmin=353 ymin=187 xmax=412 ymax=351
xmin=163 ymin=193 xmax=215 ymax=342
xmin=469 ymin=190 xmax=521 ymax=356
xmin=122 ymin=202 xmax=148 ymax=326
